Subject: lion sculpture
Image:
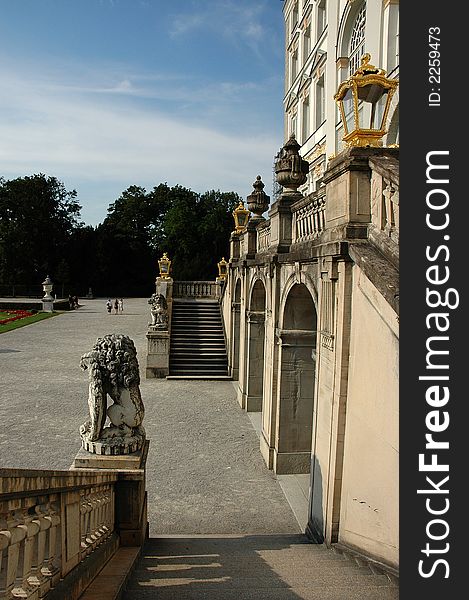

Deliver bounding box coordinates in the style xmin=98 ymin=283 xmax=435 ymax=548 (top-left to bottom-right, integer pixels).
xmin=148 ymin=293 xmax=168 ymax=329
xmin=79 ymin=333 xmax=145 ymax=454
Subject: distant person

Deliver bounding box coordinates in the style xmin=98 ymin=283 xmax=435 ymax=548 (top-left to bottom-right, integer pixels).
xmin=106 ymin=299 xmax=112 ymax=314
xmin=118 ymin=298 xmax=124 ymax=313
xmin=73 ymin=295 xmax=79 ymax=309
xmin=68 ymin=294 xmax=74 ymax=310
xmin=114 ymin=298 xmax=119 ymax=315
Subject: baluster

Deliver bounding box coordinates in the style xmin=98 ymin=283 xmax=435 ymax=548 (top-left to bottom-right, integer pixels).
xmin=11 ymin=507 xmax=39 ymax=600
xmin=88 ymin=493 xmax=99 ymax=550
xmin=1 ymin=513 xmax=13 ymax=599
xmin=79 ymin=492 xmax=89 ymax=559
xmin=42 ymin=502 xmax=61 ymax=588
xmin=96 ymin=492 xmax=106 ymax=541
xmin=28 ymin=503 xmax=51 ymax=597
xmin=84 ymin=494 xmax=95 ymax=555
xmin=312 ymin=208 xmax=318 ymax=235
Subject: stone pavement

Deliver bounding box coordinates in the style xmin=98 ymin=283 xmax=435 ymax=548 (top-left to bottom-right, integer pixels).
xmin=0 ymin=298 xmax=300 ymax=536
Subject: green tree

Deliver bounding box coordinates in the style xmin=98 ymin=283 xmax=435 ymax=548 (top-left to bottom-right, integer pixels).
xmin=164 ymin=189 xmax=240 ymax=279
xmin=0 ymin=174 xmax=81 ymax=286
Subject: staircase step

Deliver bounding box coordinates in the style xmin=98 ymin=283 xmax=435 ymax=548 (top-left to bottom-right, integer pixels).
xmin=122 ymin=536 xmax=398 ymax=599
xmin=169 ymin=298 xmax=228 ymax=378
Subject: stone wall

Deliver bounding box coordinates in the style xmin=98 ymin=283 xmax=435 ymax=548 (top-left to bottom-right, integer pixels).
xmin=221 ymin=146 xmax=399 ymax=570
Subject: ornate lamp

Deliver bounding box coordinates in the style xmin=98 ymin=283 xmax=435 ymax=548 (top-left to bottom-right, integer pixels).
xmin=334 ymin=53 xmax=399 ymax=147
xmin=42 ymin=275 xmax=53 ymax=301
xmin=217 ymin=257 xmax=228 ymax=280
xmin=158 ymin=252 xmax=171 ymax=279
xmin=232 ymin=200 xmax=250 ymax=234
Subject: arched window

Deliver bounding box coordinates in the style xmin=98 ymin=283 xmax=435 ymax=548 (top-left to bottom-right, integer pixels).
xmin=349 ymin=2 xmax=366 ymax=75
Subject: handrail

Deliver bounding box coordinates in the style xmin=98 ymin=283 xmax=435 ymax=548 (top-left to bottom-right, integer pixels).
xmin=0 ymin=468 xmax=118 ymax=600
xmin=173 ymin=281 xmax=221 ymax=299
xmin=291 ymin=190 xmax=326 ymax=243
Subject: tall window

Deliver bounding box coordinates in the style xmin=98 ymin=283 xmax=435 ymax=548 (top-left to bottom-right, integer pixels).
xmin=349 ymin=2 xmax=366 ymax=75
xmin=290 ymin=113 xmax=297 ymax=139
xmin=317 ymin=0 xmax=326 ymax=40
xmin=291 ymin=49 xmax=298 ymax=84
xmin=292 ymin=1 xmax=299 ymax=30
xmin=315 ymin=76 xmax=325 ymax=128
xmin=303 ymin=24 xmax=311 ymax=61
xmin=302 ymin=96 xmax=310 ymax=143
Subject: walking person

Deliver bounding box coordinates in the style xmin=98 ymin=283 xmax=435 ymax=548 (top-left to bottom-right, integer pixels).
xmin=106 ymin=299 xmax=112 ymax=314
xmin=118 ymin=298 xmax=124 ymax=313
xmin=113 ymin=298 xmax=119 ymax=315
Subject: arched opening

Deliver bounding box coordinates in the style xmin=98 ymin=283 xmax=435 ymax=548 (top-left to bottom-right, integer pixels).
xmin=274 ymin=283 xmax=317 ymax=475
xmin=231 ymin=279 xmax=242 ymax=380
xmin=245 ymin=280 xmax=266 ymax=412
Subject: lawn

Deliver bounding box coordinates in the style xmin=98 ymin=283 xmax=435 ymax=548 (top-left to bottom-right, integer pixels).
xmin=0 ymin=309 xmax=58 ymax=333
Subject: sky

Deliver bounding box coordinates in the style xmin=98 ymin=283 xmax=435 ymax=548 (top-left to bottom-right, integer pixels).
xmin=0 ymin=0 xmax=286 ymax=226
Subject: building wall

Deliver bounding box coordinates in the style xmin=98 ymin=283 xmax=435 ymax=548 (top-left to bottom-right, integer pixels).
xmin=282 ymin=0 xmax=399 ymax=193
xmin=221 ymin=146 xmax=399 ymax=570
xmin=338 ymin=264 xmax=399 ymax=567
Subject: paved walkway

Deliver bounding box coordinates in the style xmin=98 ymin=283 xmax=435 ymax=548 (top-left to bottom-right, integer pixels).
xmin=0 ymin=298 xmax=300 ymax=536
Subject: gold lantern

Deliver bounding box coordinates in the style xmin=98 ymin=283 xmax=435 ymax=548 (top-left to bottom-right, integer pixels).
xmin=334 ymin=53 xmax=398 ymax=147
xmin=158 ymin=252 xmax=171 ymax=279
xmin=232 ymin=200 xmax=250 ymax=234
xmin=217 ymin=257 xmax=228 ymax=280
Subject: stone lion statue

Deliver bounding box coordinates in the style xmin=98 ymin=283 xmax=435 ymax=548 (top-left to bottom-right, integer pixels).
xmin=148 ymin=293 xmax=168 ymax=329
xmin=79 ymin=333 xmax=145 ymax=454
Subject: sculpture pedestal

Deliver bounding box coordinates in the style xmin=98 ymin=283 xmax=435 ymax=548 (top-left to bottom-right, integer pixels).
xmin=71 ymin=445 xmax=146 ymax=470
xmin=70 ymin=441 xmax=150 ymax=546
xmin=146 ymin=329 xmax=170 ymax=378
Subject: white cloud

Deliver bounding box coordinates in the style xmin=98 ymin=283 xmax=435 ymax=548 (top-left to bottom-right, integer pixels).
xmin=0 ymin=60 xmax=282 ymax=225
xmin=169 ymin=0 xmax=269 ymax=53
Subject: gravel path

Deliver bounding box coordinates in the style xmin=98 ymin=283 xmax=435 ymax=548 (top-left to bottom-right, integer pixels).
xmin=0 ymin=298 xmax=300 ymax=536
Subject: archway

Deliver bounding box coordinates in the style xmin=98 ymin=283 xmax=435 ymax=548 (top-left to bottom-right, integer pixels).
xmin=245 ymin=279 xmax=266 ymax=412
xmin=274 ymin=283 xmax=317 ymax=475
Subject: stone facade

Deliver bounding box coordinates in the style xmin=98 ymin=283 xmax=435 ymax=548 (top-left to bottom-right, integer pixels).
xmin=282 ymin=0 xmax=399 ymax=194
xmin=220 ymin=145 xmax=399 ymax=570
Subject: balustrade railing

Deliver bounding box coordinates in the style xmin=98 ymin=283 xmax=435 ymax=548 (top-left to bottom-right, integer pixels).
xmin=292 ymin=192 xmax=326 ymax=243
xmin=256 ymin=222 xmax=271 ymax=252
xmin=0 ymin=469 xmax=118 ymax=600
xmin=173 ymin=281 xmax=221 ymax=299
xmin=370 ymin=161 xmax=399 ymax=243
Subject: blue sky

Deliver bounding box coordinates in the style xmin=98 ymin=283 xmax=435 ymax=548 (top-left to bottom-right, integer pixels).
xmin=0 ymin=0 xmax=285 ymax=225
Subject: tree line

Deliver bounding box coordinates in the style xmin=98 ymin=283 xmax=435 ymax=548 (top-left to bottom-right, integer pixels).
xmin=0 ymin=174 xmax=241 ymax=297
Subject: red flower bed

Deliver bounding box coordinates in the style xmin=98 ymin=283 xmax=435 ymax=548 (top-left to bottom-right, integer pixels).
xmin=0 ymin=309 xmax=33 ymax=325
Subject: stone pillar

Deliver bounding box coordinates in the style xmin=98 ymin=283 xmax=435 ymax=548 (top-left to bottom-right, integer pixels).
xmin=322 ymin=147 xmax=398 ymax=240
xmin=230 ymin=232 xmax=240 ymax=260
xmin=273 ymin=329 xmax=316 ymax=475
xmin=146 ymin=277 xmax=173 ymax=378
xmin=244 ymin=310 xmax=265 ymax=412
xmin=71 ymin=442 xmax=149 ymax=547
xmin=244 ymin=219 xmax=258 ymax=259
xmin=146 ymin=330 xmax=170 ymax=378
xmin=230 ymin=301 xmax=241 ymax=381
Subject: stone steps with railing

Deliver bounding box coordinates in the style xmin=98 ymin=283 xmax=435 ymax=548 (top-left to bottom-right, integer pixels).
xmin=168 ymin=300 xmax=229 ymax=379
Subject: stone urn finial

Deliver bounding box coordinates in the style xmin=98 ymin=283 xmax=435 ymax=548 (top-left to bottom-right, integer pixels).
xmin=274 ymin=133 xmax=309 ymax=194
xmin=246 ymin=175 xmax=270 ymax=221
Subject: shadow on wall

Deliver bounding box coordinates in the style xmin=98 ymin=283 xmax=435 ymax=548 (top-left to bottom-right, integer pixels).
xmin=306 ymin=455 xmax=324 ymax=543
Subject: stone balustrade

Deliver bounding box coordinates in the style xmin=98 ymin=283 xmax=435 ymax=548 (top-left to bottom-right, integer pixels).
xmin=291 ymin=191 xmax=326 ymax=243
xmin=173 ymin=281 xmax=221 ymax=300
xmin=0 ymin=468 xmax=118 ymax=600
xmin=256 ymin=221 xmax=271 ymax=252
xmin=369 ymin=154 xmax=399 ymax=265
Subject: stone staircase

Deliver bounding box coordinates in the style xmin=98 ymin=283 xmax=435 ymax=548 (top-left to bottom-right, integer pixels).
xmin=122 ymin=534 xmax=399 ymax=600
xmin=168 ymin=299 xmax=229 ymax=378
